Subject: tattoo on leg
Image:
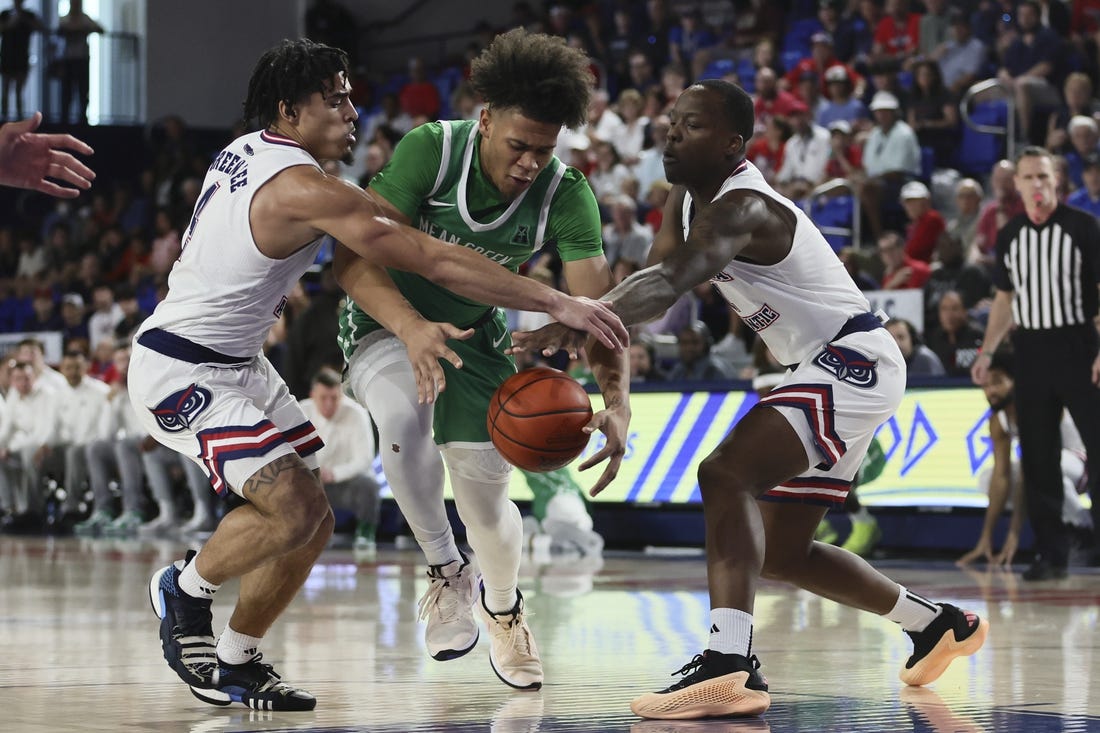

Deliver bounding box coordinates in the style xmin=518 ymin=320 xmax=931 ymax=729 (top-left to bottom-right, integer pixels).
xmin=242 ymin=454 xmax=308 ymax=497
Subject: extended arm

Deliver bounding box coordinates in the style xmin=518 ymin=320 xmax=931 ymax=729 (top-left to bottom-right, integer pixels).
xmin=603 ymin=190 xmax=766 ymax=325
xmin=261 ymin=168 xmax=627 ymax=351
xmin=971 ymin=289 xmax=1014 ymax=384
xmin=562 ymin=255 xmax=632 ymax=495
xmin=330 ymin=188 xmax=476 ymax=403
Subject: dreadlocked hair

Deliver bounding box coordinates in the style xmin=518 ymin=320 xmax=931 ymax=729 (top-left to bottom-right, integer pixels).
xmin=470 ymin=28 xmax=593 ymax=129
xmin=243 ymin=38 xmax=349 ymax=130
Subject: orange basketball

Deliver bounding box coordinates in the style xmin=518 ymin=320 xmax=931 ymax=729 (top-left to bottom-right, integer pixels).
xmin=487 ymin=367 xmax=594 ymax=472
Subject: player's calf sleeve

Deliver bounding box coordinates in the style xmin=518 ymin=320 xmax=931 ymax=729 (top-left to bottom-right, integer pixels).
xmin=443 ymin=445 xmax=522 ymax=610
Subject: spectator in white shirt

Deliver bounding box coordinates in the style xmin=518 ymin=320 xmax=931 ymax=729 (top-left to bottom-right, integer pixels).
xmin=298 ymin=367 xmax=380 ymax=552
xmin=587 ymin=139 xmax=635 ymax=204
xmin=50 ymin=350 xmax=108 ymax=520
xmin=587 ymin=88 xmax=625 ymax=145
xmin=613 ymin=88 xmax=649 ymax=166
xmin=776 ymin=100 xmax=831 ymax=199
xmin=602 ymin=194 xmax=654 ymax=282
xmin=78 ymin=342 xmax=147 ymax=534
xmin=860 ymin=90 xmax=921 ymax=241
xmin=0 ymin=361 xmax=58 ymax=522
xmin=633 ymin=114 xmax=670 ymax=206
xmin=13 ymin=336 xmax=66 ymax=393
xmin=86 ymin=283 xmax=123 ymax=353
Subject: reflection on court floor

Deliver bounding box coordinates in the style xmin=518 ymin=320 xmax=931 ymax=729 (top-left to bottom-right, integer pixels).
xmin=1 ymin=537 xmax=1098 ymax=732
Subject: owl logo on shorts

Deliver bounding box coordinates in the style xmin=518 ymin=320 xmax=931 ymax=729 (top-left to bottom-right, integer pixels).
xmin=812 ymin=344 xmax=878 ymax=388
xmin=151 ymin=383 xmax=212 ymax=433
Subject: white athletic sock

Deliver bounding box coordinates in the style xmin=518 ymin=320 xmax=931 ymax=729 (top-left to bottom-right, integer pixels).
xmin=216 ymin=624 xmax=263 ymax=665
xmin=708 ymin=608 xmax=754 ymax=657
xmin=421 ymin=531 xmax=462 ymax=569
xmin=178 ymin=557 xmax=220 ymax=600
xmin=885 ymin=586 xmax=942 ymax=632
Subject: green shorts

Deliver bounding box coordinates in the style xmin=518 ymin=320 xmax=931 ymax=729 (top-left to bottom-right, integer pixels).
xmin=432 ymin=309 xmax=516 ymax=444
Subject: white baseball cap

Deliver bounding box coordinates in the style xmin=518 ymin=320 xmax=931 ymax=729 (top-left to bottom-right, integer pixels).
xmin=869 ymin=91 xmax=900 ymax=112
xmin=900 ymin=181 xmax=931 ymax=200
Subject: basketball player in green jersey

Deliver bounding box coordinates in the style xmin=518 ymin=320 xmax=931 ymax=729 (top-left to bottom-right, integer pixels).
xmin=336 ymin=29 xmax=631 ymax=690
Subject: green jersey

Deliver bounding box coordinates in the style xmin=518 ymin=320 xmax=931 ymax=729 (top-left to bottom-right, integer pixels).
xmin=337 ymin=119 xmax=603 ymax=360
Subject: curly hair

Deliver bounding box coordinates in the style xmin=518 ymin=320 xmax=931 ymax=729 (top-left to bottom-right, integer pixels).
xmin=470 ymin=28 xmax=593 ymax=129
xmin=243 ymin=38 xmax=349 ymax=130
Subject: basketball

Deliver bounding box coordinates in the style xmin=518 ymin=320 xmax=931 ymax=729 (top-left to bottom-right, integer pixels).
xmin=487 ymin=367 xmax=594 ymax=472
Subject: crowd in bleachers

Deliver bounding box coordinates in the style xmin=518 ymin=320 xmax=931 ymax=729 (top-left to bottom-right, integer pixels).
xmin=1 ymin=0 xmax=1098 ymax=533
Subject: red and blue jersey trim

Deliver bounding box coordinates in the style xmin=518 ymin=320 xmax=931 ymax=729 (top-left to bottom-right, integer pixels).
xmin=196 ymin=420 xmax=287 ymax=495
xmin=284 ymin=420 xmax=324 ymax=458
xmin=761 ymin=476 xmax=853 ymax=507
xmin=758 ymin=383 xmax=847 ymax=469
xmin=260 ymin=130 xmax=303 ymax=149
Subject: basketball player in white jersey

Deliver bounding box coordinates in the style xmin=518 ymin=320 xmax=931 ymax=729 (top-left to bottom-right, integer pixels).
xmin=131 ymin=39 xmax=626 ymax=712
xmin=512 ymin=79 xmax=989 ymax=720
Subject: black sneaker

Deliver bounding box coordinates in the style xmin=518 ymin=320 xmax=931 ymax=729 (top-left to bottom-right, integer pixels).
xmin=900 ymin=603 xmax=988 ymax=686
xmin=148 ymin=549 xmax=218 ymax=688
xmin=630 ymin=651 xmax=770 ymax=719
xmin=190 ymin=655 xmax=317 ymax=711
xmin=1022 ymin=557 xmax=1069 ymax=581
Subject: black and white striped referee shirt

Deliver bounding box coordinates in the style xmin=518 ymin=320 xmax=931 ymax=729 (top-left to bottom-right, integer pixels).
xmin=993 ymin=205 xmax=1100 ymax=330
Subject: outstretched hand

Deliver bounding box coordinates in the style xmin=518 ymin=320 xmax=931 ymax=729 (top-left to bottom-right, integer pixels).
xmin=400 ymin=318 xmax=475 ymax=404
xmin=506 ymin=321 xmax=588 ymax=359
xmin=548 ymin=295 xmax=627 ymax=352
xmin=0 ymin=112 xmax=95 ymax=198
xmin=576 ymin=405 xmax=629 ymax=496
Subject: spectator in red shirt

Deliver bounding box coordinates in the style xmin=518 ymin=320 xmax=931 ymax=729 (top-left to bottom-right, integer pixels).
xmin=972 ymin=159 xmax=1025 ymax=268
xmin=747 ymin=115 xmax=790 ymax=183
xmin=900 ymin=181 xmax=945 ymax=262
xmin=872 ymin=0 xmax=922 ymax=63
xmin=879 ymin=230 xmax=932 ymax=289
xmin=753 ymin=67 xmax=803 ymax=134
xmin=398 ymin=56 xmax=441 ymax=122
xmin=824 ymin=119 xmax=863 ymax=179
xmin=783 ymin=32 xmax=864 ymax=100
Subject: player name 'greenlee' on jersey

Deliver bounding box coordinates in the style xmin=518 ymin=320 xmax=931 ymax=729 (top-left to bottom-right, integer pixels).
xmin=337 ymin=119 xmax=604 ymax=361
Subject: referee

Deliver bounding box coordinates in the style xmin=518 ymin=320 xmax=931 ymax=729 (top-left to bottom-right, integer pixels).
xmin=972 ymin=146 xmax=1100 ymax=580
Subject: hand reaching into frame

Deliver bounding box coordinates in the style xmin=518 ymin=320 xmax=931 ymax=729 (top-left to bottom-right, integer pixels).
xmin=0 ymin=112 xmax=95 ymax=198
xmin=398 ymin=317 xmax=475 ymax=404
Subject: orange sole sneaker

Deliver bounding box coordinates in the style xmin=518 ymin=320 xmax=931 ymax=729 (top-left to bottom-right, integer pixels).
xmin=900 ymin=614 xmax=989 ymax=686
xmin=630 ymin=670 xmax=772 ymax=720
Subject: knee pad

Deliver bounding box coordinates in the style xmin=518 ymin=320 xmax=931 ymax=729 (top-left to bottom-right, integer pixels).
xmin=441 ymin=445 xmax=513 ymax=484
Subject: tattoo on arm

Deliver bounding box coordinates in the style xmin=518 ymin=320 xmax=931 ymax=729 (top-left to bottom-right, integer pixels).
xmin=242 ymin=453 xmax=309 ymax=497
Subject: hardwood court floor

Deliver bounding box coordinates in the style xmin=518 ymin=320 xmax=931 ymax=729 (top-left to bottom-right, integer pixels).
xmin=2 ymin=536 xmax=1099 ymax=733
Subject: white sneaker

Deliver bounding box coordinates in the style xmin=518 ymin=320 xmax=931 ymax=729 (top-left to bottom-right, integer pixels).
xmin=417 ymin=553 xmax=480 ymax=661
xmin=542 ymin=518 xmax=605 ymax=556
xmin=478 ymin=587 xmax=543 ymax=690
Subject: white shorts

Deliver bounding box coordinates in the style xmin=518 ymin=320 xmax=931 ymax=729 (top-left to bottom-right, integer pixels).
xmin=756 ymin=326 xmax=905 ymax=507
xmin=128 ymin=341 xmax=322 ymax=498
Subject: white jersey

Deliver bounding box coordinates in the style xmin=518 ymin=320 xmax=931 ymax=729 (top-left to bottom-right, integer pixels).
xmin=682 ymin=160 xmax=870 ymax=365
xmin=137 ymin=130 xmax=324 ymax=358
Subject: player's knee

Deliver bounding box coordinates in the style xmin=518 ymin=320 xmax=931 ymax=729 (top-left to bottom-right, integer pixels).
xmin=697 ymin=453 xmax=754 ymax=498
xmin=442 ymin=446 xmax=512 ymax=484
xmin=268 ymin=474 xmax=330 ymax=549
xmin=760 ymin=544 xmax=809 ymax=582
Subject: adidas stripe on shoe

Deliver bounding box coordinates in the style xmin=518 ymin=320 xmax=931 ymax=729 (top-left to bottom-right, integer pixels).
xmin=190 ymin=654 xmax=316 ymax=711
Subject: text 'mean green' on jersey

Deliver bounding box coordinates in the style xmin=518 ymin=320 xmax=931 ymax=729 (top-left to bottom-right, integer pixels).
xmin=338 ymin=120 xmax=603 ymax=362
